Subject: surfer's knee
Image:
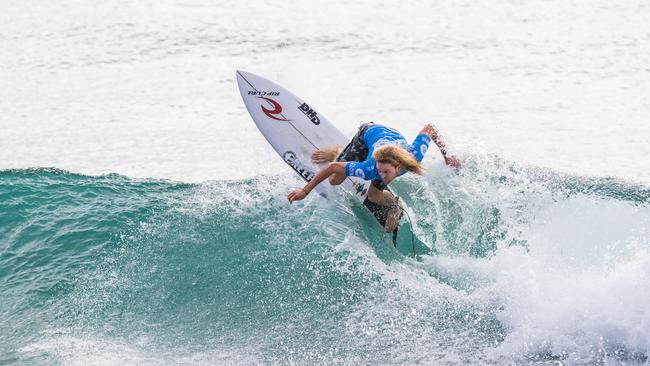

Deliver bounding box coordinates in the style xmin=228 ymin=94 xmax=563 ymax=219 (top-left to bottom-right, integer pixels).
xmin=367 ymin=185 xmax=382 ymax=203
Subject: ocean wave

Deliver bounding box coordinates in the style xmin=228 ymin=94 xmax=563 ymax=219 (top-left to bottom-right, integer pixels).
xmin=1 ymin=165 xmax=648 ymax=365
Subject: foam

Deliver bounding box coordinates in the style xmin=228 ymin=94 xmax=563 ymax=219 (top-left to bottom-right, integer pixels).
xmin=20 ymin=333 xmax=262 ymax=366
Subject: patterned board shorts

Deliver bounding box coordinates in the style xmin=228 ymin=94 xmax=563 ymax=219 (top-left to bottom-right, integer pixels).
xmin=336 ymin=122 xmax=387 ymax=190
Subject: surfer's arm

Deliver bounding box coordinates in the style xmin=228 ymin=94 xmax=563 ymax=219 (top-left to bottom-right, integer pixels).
xmin=419 ymin=124 xmax=461 ymax=169
xmin=287 ymin=162 xmax=346 ymax=203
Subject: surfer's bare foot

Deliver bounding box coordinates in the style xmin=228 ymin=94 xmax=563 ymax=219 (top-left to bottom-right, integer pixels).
xmin=312 ymin=146 xmax=341 ymax=164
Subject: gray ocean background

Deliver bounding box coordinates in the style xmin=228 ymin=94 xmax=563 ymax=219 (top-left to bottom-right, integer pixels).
xmin=1 ymin=1 xmax=650 ymax=365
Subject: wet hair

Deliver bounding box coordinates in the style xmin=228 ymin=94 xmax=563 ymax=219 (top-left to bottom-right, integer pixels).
xmin=372 ymin=145 xmax=425 ymax=175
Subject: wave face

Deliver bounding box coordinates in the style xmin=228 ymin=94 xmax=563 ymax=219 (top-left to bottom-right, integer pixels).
xmin=1 ymin=163 xmax=649 ymax=365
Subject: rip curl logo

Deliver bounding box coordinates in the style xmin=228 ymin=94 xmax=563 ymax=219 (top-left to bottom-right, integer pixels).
xmin=248 ymin=91 xmax=279 ymax=96
xmin=258 ymin=97 xmax=290 ymax=122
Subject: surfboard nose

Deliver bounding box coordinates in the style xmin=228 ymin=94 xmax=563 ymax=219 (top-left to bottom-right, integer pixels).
xmin=235 ymin=70 xmax=252 ymax=90
xmin=236 ymin=69 xmax=253 ymax=79
xmin=236 ymin=70 xmax=256 ymax=86
xmin=236 ymin=70 xmax=269 ymax=91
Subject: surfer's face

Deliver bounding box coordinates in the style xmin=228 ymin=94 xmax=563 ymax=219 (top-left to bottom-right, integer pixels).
xmin=377 ymin=162 xmax=400 ymax=184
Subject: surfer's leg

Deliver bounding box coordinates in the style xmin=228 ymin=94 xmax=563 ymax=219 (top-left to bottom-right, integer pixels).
xmin=332 ymin=124 xmax=370 ymax=165
xmin=367 ymin=183 xmax=401 ymax=232
xmin=312 ymin=146 xmax=342 ymax=164
xmin=384 ymin=203 xmax=402 ymax=233
xmin=367 ymin=182 xmax=394 ymax=206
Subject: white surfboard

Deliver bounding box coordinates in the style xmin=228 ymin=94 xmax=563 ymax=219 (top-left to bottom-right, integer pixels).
xmin=235 ymin=70 xmax=430 ymax=255
xmin=235 ymin=70 xmax=370 ymax=202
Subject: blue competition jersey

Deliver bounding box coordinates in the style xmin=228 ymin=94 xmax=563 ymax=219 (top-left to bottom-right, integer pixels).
xmin=344 ymin=125 xmax=431 ymax=182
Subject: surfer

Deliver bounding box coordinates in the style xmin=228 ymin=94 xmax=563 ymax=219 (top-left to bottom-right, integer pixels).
xmin=287 ymin=123 xmax=460 ymax=232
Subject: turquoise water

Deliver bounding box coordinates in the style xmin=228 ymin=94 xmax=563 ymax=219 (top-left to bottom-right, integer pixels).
xmin=2 ymin=161 xmax=648 ymax=365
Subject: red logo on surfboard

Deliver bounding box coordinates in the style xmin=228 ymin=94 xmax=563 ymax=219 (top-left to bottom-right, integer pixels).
xmin=258 ymin=97 xmax=290 ymax=122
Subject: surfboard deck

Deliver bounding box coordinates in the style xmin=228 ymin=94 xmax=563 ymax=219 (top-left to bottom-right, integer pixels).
xmin=235 ymin=70 xmax=429 ymax=255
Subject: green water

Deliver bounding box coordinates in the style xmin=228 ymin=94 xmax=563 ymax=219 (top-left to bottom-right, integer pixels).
xmin=1 ymin=166 xmax=648 ymax=365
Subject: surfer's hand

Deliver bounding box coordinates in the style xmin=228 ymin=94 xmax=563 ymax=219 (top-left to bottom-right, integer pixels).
xmin=444 ymin=155 xmax=461 ymax=169
xmin=287 ymin=188 xmax=308 ymax=203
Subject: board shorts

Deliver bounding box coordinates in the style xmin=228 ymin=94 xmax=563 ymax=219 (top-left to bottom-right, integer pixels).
xmin=336 ymin=122 xmax=388 ymax=190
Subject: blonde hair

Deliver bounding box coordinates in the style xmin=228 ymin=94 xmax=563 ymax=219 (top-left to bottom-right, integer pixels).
xmin=372 ymin=145 xmax=425 ymax=175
